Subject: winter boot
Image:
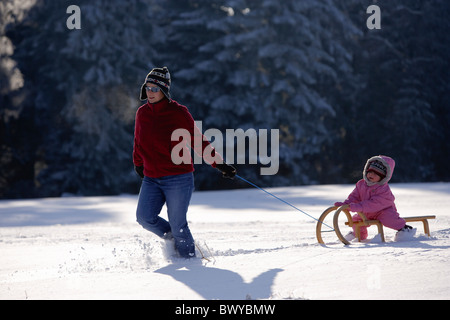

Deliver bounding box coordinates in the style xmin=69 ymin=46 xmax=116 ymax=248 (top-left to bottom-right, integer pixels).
xmin=344 ymin=231 xmax=356 ymax=242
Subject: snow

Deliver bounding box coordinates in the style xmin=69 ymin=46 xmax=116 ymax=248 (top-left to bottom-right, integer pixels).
xmin=1 ymin=182 xmax=449 ymax=300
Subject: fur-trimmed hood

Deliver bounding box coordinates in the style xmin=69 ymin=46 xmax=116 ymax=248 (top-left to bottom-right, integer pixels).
xmin=363 ymin=155 xmax=395 ymax=186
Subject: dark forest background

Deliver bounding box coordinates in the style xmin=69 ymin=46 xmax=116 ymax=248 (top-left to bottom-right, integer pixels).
xmin=1 ymin=0 xmax=449 ymax=199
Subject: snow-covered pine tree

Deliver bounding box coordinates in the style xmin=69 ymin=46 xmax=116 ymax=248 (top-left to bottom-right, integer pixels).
xmin=339 ymin=0 xmax=449 ymax=183
xmin=4 ymin=0 xmax=449 ymax=197
xmin=163 ymin=0 xmax=361 ymax=188
xmin=387 ymin=1 xmax=449 ymax=181
xmin=14 ymin=0 xmax=164 ymax=195
xmin=0 ymin=0 xmax=40 ymax=198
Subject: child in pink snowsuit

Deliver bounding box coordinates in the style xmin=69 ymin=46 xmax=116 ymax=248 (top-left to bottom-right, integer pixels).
xmin=334 ymin=155 xmax=412 ymax=241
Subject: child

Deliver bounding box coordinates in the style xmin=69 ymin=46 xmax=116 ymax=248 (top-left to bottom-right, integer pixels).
xmin=334 ymin=155 xmax=415 ymax=241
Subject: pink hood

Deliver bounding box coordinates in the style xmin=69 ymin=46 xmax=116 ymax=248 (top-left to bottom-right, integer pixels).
xmin=363 ymin=155 xmax=395 ymax=186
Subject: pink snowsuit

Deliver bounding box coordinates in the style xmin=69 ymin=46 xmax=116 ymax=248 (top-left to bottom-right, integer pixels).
xmin=335 ymin=155 xmax=406 ymax=240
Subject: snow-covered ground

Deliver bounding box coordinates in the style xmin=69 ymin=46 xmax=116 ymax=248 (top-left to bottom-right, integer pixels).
xmin=1 ymin=182 xmax=449 ymax=300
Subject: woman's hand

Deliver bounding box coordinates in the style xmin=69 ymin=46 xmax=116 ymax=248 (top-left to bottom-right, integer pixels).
xmin=216 ymin=163 xmax=237 ymax=179
xmin=134 ymin=165 xmax=144 ymax=179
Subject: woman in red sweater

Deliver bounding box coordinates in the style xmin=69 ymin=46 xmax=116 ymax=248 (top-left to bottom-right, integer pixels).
xmin=133 ymin=67 xmax=236 ymax=258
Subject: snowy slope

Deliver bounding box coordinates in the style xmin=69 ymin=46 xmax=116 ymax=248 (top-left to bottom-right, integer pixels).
xmin=1 ymin=183 xmax=449 ymax=300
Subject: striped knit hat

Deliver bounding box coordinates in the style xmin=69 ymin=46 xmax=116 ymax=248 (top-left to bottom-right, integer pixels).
xmin=367 ymin=159 xmax=387 ymax=178
xmin=140 ymin=66 xmax=171 ymax=101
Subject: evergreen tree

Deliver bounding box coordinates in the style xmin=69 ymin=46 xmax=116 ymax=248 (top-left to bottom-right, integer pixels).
xmin=8 ymin=0 xmax=164 ymax=196
xmin=0 ymin=0 xmax=38 ymax=198
xmin=2 ymin=0 xmax=449 ymax=198
xmin=164 ymin=0 xmax=361 ymax=188
xmin=339 ymin=0 xmax=450 ymax=182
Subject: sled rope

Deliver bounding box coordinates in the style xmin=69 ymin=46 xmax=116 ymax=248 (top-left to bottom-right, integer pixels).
xmin=203 ymin=241 xmax=216 ymax=263
xmin=195 ymin=241 xmax=215 ymax=263
xmin=195 ymin=242 xmax=209 ymax=261
xmin=236 ymin=175 xmax=334 ymax=231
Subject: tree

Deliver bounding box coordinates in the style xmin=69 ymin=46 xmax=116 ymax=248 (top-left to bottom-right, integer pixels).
xmin=5 ymin=0 xmax=164 ymax=196
xmin=0 ymin=0 xmax=38 ymax=198
xmin=163 ymin=0 xmax=361 ymax=188
xmin=2 ymin=0 xmax=449 ymax=198
xmin=339 ymin=0 xmax=450 ymax=182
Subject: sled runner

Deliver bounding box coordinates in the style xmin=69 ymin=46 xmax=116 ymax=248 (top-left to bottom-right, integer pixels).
xmin=316 ymin=205 xmax=436 ymax=245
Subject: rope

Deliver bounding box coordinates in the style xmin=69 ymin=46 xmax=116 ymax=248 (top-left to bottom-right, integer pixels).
xmin=235 ymin=174 xmax=334 ymax=231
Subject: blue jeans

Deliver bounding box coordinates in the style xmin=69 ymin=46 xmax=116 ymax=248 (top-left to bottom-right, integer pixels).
xmin=136 ymin=172 xmax=195 ymax=258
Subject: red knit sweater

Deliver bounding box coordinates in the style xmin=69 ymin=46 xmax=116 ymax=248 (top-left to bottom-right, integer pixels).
xmin=133 ymin=98 xmax=221 ymax=178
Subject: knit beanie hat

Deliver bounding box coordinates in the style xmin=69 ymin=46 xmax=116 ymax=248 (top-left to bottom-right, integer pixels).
xmin=140 ymin=66 xmax=171 ymax=101
xmin=366 ymin=159 xmax=387 ymax=178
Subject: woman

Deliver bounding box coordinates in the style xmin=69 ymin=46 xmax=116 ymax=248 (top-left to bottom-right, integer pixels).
xmin=133 ymin=66 xmax=236 ymax=258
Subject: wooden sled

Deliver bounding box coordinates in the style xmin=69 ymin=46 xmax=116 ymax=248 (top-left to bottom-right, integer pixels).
xmin=316 ymin=205 xmax=436 ymax=245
